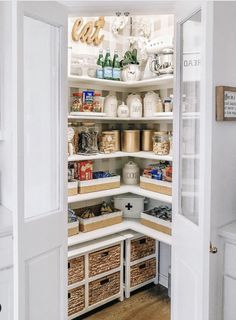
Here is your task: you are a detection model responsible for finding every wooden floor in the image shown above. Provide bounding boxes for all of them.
[79,284,170,320]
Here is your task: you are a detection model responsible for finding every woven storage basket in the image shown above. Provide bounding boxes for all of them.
[78,176,120,194]
[130,258,156,288]
[89,245,121,277]
[140,212,172,235]
[75,204,122,233]
[89,272,120,306]
[68,256,85,286]
[140,176,172,196]
[131,236,156,262]
[68,285,85,316]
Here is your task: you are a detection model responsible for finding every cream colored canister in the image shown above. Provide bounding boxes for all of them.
[142,130,153,151]
[121,130,140,152]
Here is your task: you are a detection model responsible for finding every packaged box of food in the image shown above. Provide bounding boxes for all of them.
[82,90,94,112]
[79,160,93,181]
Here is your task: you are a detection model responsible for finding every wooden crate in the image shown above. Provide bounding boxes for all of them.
[68,221,79,237]
[131,236,156,262]
[68,285,85,317]
[130,258,156,288]
[78,175,120,194]
[68,256,85,286]
[140,212,172,235]
[89,272,120,306]
[89,245,121,277]
[68,180,78,196]
[140,176,172,196]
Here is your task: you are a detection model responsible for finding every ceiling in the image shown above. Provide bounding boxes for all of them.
[60,1,176,16]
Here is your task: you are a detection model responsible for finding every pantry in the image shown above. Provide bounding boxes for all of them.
[2,2,236,320]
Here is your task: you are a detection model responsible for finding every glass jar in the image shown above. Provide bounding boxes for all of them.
[71,92,83,113]
[100,131,116,153]
[153,131,170,155]
[93,93,105,113]
[78,123,99,154]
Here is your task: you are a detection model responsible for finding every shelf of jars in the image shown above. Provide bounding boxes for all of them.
[68,184,172,204]
[68,152,173,162]
[68,75,174,92]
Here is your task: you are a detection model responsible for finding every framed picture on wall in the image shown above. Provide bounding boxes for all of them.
[216,86,236,121]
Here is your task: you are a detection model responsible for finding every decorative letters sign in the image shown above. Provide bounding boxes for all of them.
[71,16,105,46]
[216,86,236,121]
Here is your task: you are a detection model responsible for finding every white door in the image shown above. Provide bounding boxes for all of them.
[13,2,68,319]
[172,3,213,320]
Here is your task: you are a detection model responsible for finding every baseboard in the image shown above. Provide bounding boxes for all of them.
[159,273,168,288]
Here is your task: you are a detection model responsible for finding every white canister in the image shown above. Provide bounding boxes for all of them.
[127,93,142,109]
[104,92,118,117]
[117,102,129,118]
[144,91,159,117]
[130,97,142,118]
[122,161,140,185]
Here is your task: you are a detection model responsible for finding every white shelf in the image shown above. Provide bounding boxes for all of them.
[68,75,173,92]
[68,218,172,247]
[68,114,173,122]
[68,151,173,162]
[68,184,172,204]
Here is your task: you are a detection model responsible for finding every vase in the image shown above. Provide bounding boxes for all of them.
[121,64,141,82]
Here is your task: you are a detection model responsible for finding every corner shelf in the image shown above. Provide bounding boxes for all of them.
[68,114,173,122]
[68,184,172,204]
[68,75,173,92]
[68,152,173,162]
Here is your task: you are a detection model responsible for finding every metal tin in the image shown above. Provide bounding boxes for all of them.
[142,130,153,151]
[121,130,140,152]
[112,130,120,151]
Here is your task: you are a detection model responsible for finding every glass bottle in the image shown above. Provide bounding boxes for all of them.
[112,50,121,81]
[103,48,113,80]
[96,49,104,79]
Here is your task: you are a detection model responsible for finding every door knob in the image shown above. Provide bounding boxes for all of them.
[210,242,218,254]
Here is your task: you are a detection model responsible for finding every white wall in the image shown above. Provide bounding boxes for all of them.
[210,2,236,320]
[0,2,13,211]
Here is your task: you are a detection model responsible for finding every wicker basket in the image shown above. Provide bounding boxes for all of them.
[68,256,85,286]
[68,285,85,316]
[89,245,121,277]
[131,236,156,262]
[140,176,172,196]
[78,175,120,194]
[89,272,120,306]
[68,180,78,196]
[140,212,172,235]
[68,221,79,237]
[75,204,122,233]
[130,258,156,288]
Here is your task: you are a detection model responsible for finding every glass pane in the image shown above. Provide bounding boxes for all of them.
[24,16,60,219]
[180,11,201,224]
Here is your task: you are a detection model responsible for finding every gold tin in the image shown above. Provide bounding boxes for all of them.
[112,130,120,151]
[142,130,153,151]
[121,130,140,152]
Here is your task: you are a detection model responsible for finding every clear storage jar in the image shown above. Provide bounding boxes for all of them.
[153,131,170,155]
[78,123,99,154]
[99,131,116,153]
[71,92,83,113]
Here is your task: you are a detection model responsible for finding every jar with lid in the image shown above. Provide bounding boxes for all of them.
[104,92,118,117]
[117,102,129,118]
[153,131,170,155]
[164,97,172,112]
[71,92,83,113]
[78,123,99,154]
[130,97,142,118]
[156,98,163,113]
[93,93,105,113]
[122,161,140,185]
[127,93,142,109]
[100,131,116,153]
[144,91,159,117]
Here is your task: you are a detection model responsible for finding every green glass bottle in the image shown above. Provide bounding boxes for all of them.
[96,49,104,79]
[112,50,121,81]
[103,48,113,80]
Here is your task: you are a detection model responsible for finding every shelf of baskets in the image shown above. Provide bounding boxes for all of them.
[67,234,124,320]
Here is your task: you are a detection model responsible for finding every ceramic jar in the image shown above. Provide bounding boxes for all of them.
[127,93,142,109]
[122,161,140,185]
[144,91,159,117]
[121,64,141,82]
[104,92,118,117]
[130,97,142,118]
[117,102,129,118]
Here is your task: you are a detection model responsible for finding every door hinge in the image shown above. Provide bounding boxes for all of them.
[210,242,218,254]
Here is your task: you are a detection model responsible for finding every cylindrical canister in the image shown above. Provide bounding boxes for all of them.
[112,130,120,151]
[142,130,153,151]
[121,130,140,152]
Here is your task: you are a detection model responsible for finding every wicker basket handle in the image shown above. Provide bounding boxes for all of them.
[139,238,146,244]
[68,292,71,299]
[68,262,70,269]
[100,278,110,285]
[101,251,109,257]
[139,263,146,270]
